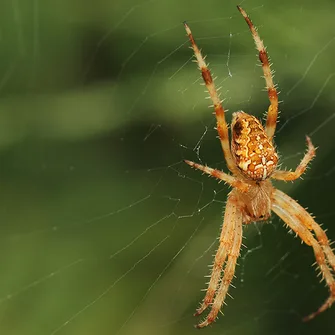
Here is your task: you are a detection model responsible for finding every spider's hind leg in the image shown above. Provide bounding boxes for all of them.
[237,6,279,140]
[184,22,240,175]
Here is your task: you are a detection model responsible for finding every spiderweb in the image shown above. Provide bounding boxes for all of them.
[0,1,335,334]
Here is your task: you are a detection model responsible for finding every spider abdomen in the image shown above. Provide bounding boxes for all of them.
[231,111,278,181]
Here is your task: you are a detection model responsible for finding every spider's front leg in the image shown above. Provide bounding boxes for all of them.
[272,189,335,320]
[195,194,243,328]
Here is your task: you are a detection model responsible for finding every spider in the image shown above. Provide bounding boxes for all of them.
[183,5,335,328]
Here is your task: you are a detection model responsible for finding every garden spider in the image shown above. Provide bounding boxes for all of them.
[184,6,335,328]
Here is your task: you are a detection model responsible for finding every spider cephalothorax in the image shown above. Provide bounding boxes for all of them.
[184,5,335,329]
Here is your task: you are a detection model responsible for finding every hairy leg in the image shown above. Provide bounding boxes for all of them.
[272,188,335,321]
[184,23,239,174]
[196,194,243,328]
[271,136,316,181]
[184,160,250,193]
[237,6,278,140]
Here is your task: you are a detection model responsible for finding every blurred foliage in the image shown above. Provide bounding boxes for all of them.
[0,0,334,334]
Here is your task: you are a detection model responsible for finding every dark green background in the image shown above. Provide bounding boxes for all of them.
[0,0,334,334]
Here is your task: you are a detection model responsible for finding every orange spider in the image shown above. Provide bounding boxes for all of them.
[184,6,335,328]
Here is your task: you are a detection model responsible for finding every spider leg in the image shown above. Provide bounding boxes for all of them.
[196,194,243,328]
[184,160,250,192]
[272,189,335,321]
[271,136,316,181]
[184,23,239,175]
[302,214,335,276]
[195,195,237,317]
[237,6,278,141]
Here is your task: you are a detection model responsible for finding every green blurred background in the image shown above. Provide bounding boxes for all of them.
[0,0,334,334]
